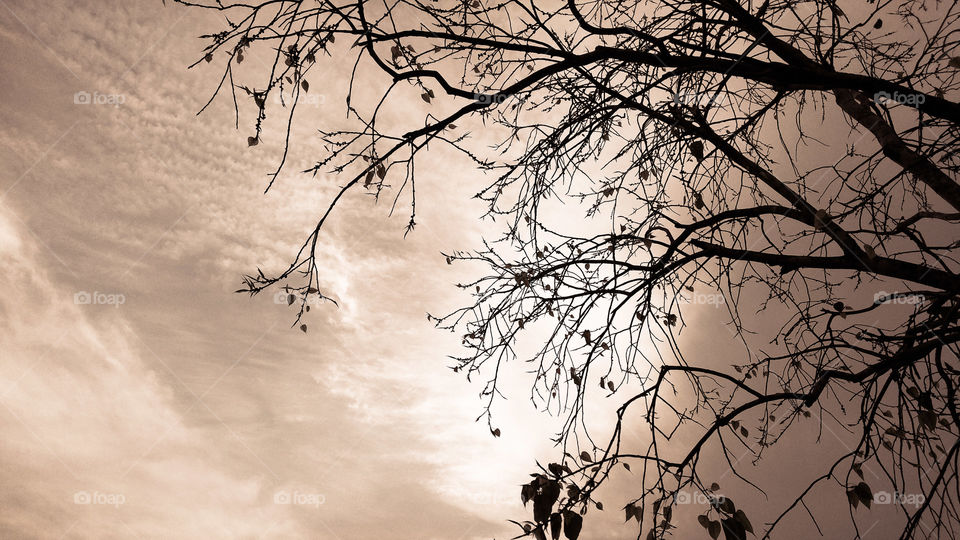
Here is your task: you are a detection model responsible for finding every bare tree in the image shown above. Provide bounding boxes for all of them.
[173,0,960,538]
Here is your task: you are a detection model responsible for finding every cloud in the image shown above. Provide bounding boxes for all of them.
[0,2,566,538]
[0,207,289,538]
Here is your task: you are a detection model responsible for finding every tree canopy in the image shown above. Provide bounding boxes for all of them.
[174,0,960,538]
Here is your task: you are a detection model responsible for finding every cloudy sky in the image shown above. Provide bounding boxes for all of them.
[0,1,928,539]
[0,1,560,537]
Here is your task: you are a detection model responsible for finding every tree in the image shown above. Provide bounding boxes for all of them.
[172,0,960,538]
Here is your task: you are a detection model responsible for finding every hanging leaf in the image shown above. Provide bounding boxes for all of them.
[690,140,705,161]
[247,136,259,147]
[301,80,309,92]
[733,510,754,534]
[709,520,722,539]
[721,516,747,540]
[917,391,934,411]
[550,513,562,540]
[534,481,561,523]
[287,294,295,306]
[853,482,873,508]
[919,410,938,431]
[562,510,583,540]
[873,18,882,29]
[720,498,736,514]
[521,483,536,506]
[625,503,637,522]
[580,451,593,463]
[299,324,307,333]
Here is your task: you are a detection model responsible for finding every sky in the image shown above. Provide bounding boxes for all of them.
[0,1,552,537]
[0,1,937,539]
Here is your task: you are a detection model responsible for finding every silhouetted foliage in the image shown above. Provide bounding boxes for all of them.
[175,0,960,538]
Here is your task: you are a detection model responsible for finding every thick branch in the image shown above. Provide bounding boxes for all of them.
[691,239,960,292]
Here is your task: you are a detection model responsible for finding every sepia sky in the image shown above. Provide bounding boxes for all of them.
[0,1,933,539]
[0,1,549,537]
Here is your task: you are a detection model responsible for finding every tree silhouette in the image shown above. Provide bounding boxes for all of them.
[174,0,960,538]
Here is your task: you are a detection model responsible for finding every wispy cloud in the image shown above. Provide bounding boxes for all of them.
[0,1,535,538]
